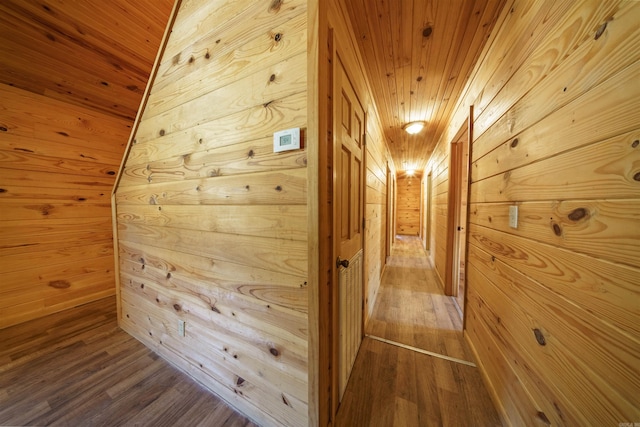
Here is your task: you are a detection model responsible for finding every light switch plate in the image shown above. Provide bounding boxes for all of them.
[273,128,301,153]
[509,205,518,229]
[178,320,185,337]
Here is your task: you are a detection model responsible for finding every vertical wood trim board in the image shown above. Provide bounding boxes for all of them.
[306,0,323,424]
[425,1,640,425]
[113,1,310,425]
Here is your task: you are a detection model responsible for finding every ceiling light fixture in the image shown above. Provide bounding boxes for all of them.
[403,121,425,135]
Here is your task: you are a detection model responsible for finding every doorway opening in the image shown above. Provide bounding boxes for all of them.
[444,110,473,319]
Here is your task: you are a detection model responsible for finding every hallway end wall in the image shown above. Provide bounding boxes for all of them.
[396,174,422,236]
[424,0,640,425]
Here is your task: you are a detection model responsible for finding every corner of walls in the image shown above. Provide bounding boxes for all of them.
[112,0,182,328]
[0,84,121,329]
[112,1,310,425]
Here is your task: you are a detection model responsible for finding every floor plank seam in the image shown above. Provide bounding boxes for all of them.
[365,334,477,367]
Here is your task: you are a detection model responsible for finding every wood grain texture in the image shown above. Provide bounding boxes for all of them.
[0,0,173,328]
[113,1,309,425]
[340,0,506,173]
[0,88,120,328]
[466,244,639,425]
[424,1,640,425]
[0,297,256,427]
[0,0,174,120]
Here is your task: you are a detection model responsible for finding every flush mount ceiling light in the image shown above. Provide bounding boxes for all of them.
[403,121,425,135]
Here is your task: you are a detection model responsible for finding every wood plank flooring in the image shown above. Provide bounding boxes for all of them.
[0,297,256,427]
[336,235,501,426]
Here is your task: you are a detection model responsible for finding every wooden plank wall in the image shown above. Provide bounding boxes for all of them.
[423,0,640,425]
[364,108,392,322]
[396,175,421,236]
[0,85,126,328]
[0,0,172,329]
[114,1,310,425]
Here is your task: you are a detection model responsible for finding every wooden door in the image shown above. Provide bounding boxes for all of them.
[334,55,364,402]
[445,113,472,319]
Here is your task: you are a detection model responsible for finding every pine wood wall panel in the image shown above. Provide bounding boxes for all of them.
[114,1,309,425]
[396,175,421,236]
[0,0,173,120]
[0,0,174,328]
[364,110,391,322]
[0,87,122,328]
[425,0,640,424]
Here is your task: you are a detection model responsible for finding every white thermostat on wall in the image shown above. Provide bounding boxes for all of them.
[273,127,301,153]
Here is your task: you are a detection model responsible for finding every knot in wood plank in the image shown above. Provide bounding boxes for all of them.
[594,21,608,40]
[533,328,546,346]
[49,280,71,289]
[281,394,290,406]
[567,208,587,222]
[537,411,551,425]
[269,0,283,13]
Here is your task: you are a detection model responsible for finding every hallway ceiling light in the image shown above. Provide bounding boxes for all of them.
[403,121,425,135]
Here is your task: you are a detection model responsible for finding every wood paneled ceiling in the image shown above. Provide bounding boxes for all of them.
[0,0,506,173]
[343,0,507,172]
[0,0,174,121]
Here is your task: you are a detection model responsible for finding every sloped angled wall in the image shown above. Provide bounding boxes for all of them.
[114,1,309,425]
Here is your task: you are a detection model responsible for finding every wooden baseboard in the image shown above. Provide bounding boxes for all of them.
[464,332,509,427]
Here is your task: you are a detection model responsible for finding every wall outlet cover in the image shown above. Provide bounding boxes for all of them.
[509,205,518,229]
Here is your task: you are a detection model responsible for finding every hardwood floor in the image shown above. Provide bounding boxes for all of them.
[1,236,500,426]
[0,297,255,427]
[336,235,501,426]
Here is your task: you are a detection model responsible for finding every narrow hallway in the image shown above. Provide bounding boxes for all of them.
[336,236,501,426]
